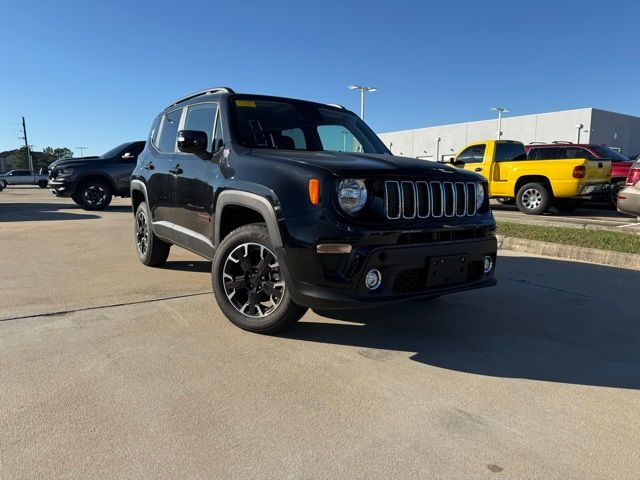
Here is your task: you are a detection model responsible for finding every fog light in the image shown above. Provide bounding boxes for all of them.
[483,256,494,274]
[365,269,382,290]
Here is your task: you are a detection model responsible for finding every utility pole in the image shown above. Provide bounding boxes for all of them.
[435,137,441,163]
[21,116,33,171]
[76,146,88,157]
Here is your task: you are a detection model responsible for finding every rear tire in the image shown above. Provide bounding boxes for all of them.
[38,179,48,188]
[78,179,112,210]
[0,180,5,191]
[212,223,307,334]
[134,202,170,266]
[516,182,551,215]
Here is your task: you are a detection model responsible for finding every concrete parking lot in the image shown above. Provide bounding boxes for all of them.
[1,187,639,479]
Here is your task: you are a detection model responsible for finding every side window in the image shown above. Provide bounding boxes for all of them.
[457,145,486,163]
[533,147,562,160]
[157,109,182,153]
[184,103,217,151]
[213,108,223,150]
[317,125,363,153]
[565,147,595,160]
[495,143,526,162]
[281,128,306,150]
[149,116,160,146]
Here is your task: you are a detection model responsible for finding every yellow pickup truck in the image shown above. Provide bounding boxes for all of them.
[451,140,611,214]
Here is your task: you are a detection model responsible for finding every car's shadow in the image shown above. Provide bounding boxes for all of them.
[0,202,101,221]
[283,255,640,390]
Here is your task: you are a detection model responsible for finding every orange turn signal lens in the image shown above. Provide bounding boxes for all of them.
[308,178,320,205]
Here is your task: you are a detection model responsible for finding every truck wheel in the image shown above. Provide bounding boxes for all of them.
[0,180,5,191]
[78,180,112,210]
[134,202,170,266]
[608,180,625,209]
[71,193,82,206]
[212,223,307,334]
[516,182,551,215]
[38,179,48,188]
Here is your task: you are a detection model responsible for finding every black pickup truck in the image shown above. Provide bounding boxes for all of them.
[49,141,145,209]
[131,88,497,333]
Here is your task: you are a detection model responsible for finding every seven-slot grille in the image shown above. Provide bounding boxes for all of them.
[385,181,478,219]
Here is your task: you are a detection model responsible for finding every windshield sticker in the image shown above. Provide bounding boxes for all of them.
[235,100,256,108]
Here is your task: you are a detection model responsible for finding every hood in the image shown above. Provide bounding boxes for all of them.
[249,149,484,181]
[49,156,101,168]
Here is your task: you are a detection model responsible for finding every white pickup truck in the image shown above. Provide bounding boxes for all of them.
[0,169,49,189]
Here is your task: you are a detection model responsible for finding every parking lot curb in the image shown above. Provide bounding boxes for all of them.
[497,235,640,271]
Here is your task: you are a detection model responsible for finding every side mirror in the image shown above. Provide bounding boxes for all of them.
[450,158,464,167]
[177,130,212,160]
[121,152,136,161]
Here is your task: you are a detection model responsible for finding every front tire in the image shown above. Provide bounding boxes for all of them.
[212,223,307,334]
[71,193,82,206]
[134,202,170,266]
[78,180,112,210]
[516,182,551,215]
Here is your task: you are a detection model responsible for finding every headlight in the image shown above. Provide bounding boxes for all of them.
[57,167,74,176]
[337,179,367,213]
[476,182,486,210]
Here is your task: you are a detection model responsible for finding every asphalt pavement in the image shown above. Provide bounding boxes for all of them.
[1,187,639,479]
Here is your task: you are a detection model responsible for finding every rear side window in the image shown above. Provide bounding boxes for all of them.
[591,145,629,162]
[184,103,218,151]
[457,145,486,163]
[529,147,562,160]
[564,147,595,160]
[495,143,526,161]
[156,109,183,153]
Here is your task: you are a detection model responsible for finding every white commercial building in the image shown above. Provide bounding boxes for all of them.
[378,108,640,161]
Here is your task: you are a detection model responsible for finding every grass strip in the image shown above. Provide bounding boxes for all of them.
[496,221,640,255]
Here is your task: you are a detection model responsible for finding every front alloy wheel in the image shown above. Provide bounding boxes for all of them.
[222,243,285,318]
[79,180,112,210]
[212,223,307,334]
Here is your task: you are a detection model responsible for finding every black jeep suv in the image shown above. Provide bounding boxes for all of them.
[49,141,145,210]
[132,87,497,333]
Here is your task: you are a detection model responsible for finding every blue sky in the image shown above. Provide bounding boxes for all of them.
[1,0,638,156]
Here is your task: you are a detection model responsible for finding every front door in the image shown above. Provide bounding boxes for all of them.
[170,102,219,256]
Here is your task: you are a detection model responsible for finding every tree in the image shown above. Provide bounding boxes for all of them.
[11,146,74,171]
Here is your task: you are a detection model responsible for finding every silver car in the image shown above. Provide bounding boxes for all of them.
[0,170,49,188]
[617,161,640,219]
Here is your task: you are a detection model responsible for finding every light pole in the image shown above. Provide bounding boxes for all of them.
[490,107,510,139]
[575,123,584,144]
[435,137,441,163]
[348,85,377,120]
[76,146,88,157]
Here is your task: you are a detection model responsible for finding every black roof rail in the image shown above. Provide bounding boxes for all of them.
[528,141,546,145]
[551,141,573,144]
[327,103,346,109]
[168,87,235,108]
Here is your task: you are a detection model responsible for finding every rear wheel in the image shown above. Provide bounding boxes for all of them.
[38,179,48,188]
[0,180,6,191]
[516,182,551,215]
[212,223,307,334]
[134,202,170,266]
[78,180,112,210]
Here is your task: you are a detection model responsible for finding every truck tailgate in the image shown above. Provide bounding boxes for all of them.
[585,159,611,181]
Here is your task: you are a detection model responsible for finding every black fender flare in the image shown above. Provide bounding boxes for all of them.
[214,190,283,247]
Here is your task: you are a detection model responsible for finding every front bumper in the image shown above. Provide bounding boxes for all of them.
[48,179,76,197]
[277,236,497,310]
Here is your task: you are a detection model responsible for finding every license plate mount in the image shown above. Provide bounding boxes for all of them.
[426,254,468,287]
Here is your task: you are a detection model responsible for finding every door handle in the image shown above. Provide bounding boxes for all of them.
[475,167,483,172]
[143,162,154,170]
[169,165,183,175]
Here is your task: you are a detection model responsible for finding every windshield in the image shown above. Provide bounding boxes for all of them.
[100,143,131,159]
[230,97,390,155]
[591,146,629,162]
